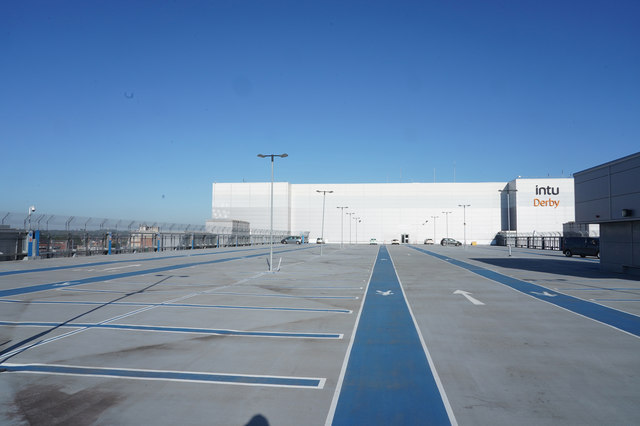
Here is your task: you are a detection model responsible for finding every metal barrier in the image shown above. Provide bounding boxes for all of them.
[0,212,291,261]
[495,231,563,251]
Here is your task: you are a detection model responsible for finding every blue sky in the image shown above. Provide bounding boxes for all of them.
[2,0,638,225]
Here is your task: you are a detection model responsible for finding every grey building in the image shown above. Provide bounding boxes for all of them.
[574,152,640,275]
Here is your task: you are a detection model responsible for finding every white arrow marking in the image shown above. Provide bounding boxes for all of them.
[531,291,557,297]
[376,290,393,296]
[54,282,71,287]
[453,290,485,305]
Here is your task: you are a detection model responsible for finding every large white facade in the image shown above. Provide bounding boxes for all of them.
[512,178,575,234]
[212,178,575,245]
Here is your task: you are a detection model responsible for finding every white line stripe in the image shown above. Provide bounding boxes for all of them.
[102,264,141,271]
[1,363,326,389]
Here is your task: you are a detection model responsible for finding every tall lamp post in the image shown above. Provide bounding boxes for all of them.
[347,212,354,244]
[458,204,471,247]
[431,215,439,242]
[316,190,333,255]
[336,206,348,248]
[442,211,452,238]
[257,153,288,272]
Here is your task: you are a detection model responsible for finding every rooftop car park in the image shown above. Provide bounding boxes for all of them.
[1,243,638,425]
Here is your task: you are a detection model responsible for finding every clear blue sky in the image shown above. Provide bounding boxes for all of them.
[2,0,638,225]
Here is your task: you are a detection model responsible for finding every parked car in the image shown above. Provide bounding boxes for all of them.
[369,238,377,245]
[281,236,302,244]
[424,238,434,245]
[316,237,325,244]
[391,239,400,245]
[441,238,462,246]
[563,237,599,258]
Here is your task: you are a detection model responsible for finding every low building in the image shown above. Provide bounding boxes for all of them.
[206,219,251,246]
[574,152,640,275]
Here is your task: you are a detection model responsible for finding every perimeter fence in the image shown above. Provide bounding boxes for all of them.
[496,230,598,252]
[0,212,289,261]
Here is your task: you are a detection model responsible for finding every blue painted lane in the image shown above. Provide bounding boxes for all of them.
[0,246,313,298]
[1,363,324,388]
[0,321,342,339]
[0,246,271,277]
[410,246,640,338]
[332,246,452,425]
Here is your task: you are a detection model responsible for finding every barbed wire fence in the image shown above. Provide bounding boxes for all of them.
[0,211,290,261]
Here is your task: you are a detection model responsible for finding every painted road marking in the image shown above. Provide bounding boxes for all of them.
[102,264,141,271]
[0,246,276,277]
[208,291,358,300]
[328,246,456,425]
[0,299,352,314]
[410,246,640,338]
[0,246,314,298]
[453,289,485,305]
[554,288,640,292]
[591,299,640,302]
[0,363,326,389]
[0,321,342,339]
[531,291,557,297]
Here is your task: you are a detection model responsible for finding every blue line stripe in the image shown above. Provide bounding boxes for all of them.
[0,299,351,314]
[0,246,313,298]
[410,246,640,337]
[1,364,323,388]
[0,246,272,277]
[0,321,341,339]
[333,246,451,425]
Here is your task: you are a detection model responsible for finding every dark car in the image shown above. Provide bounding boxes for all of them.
[441,238,462,246]
[563,237,599,258]
[281,236,302,244]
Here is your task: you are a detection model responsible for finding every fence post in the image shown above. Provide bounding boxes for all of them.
[27,231,33,258]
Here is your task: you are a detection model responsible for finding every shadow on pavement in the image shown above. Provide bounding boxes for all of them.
[471,257,640,281]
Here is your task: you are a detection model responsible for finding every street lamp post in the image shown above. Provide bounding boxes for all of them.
[442,211,452,238]
[347,212,354,244]
[336,206,348,248]
[316,190,333,255]
[257,153,288,272]
[458,204,471,247]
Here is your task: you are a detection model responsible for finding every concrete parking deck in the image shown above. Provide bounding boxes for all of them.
[1,244,638,425]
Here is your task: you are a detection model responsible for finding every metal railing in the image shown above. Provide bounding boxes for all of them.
[495,231,563,251]
[0,212,292,261]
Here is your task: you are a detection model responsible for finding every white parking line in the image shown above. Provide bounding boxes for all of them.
[102,264,141,271]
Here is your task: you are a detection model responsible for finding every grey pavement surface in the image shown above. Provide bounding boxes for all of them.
[0,244,638,425]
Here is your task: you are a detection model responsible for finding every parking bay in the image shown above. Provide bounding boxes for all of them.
[1,244,638,425]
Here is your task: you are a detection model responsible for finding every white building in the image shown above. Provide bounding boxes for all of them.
[212,178,575,245]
